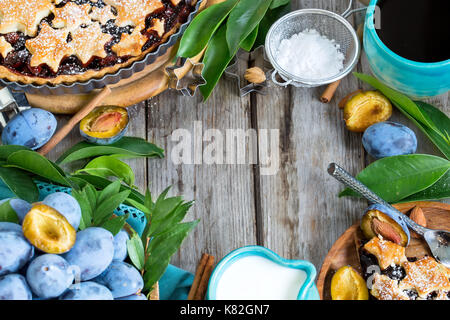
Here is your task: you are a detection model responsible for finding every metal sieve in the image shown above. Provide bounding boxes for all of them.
[265,2,364,88]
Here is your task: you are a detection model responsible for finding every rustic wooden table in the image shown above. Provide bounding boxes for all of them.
[48,0,449,274]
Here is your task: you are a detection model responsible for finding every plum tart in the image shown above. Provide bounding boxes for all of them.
[0,0,197,85]
[359,237,450,300]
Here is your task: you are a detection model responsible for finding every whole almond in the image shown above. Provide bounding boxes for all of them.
[244,67,266,84]
[410,206,427,227]
[410,207,427,239]
[371,218,403,245]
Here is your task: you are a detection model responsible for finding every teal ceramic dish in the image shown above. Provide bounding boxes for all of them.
[364,0,450,98]
[206,246,320,300]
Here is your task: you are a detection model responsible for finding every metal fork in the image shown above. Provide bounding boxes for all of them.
[327,163,450,268]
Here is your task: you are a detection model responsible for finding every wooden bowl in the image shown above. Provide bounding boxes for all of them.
[317,201,450,300]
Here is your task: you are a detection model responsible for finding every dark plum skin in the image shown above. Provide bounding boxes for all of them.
[94,261,143,298]
[113,229,129,261]
[42,192,82,230]
[0,198,32,222]
[116,293,147,300]
[26,254,74,299]
[0,230,34,276]
[0,274,32,300]
[59,282,113,300]
[63,227,114,281]
[362,121,417,159]
[1,108,57,150]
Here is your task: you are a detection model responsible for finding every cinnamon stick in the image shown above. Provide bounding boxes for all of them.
[320,80,341,103]
[188,253,215,300]
[38,86,111,156]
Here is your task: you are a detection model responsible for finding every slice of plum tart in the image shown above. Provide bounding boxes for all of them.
[358,236,450,300]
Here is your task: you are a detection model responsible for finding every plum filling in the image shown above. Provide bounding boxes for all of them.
[0,0,195,79]
[359,250,407,281]
[359,249,449,300]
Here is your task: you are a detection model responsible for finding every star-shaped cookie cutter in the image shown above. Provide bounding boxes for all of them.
[224,46,273,97]
[165,57,206,97]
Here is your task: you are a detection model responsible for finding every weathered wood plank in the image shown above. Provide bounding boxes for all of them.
[146,79,258,273]
[254,0,368,269]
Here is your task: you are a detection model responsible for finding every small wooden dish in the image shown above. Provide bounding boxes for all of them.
[317,201,450,300]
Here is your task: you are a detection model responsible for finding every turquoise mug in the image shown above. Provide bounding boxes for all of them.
[364,0,450,98]
[206,246,320,300]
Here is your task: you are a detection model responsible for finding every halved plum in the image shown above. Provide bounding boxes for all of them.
[80,106,129,145]
[22,204,76,254]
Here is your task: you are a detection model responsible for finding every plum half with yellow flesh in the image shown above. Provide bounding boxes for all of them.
[343,91,392,132]
[80,106,129,145]
[361,204,410,247]
[22,204,76,254]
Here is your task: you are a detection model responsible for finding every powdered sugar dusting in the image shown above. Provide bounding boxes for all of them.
[365,237,450,300]
[276,29,345,80]
[104,0,164,27]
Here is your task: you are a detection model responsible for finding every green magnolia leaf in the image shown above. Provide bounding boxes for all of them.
[401,171,450,202]
[143,220,199,290]
[57,137,164,165]
[124,198,151,215]
[127,231,145,271]
[70,174,145,205]
[177,0,239,58]
[71,180,130,228]
[101,214,129,236]
[414,101,450,157]
[354,73,450,159]
[339,154,450,203]
[254,1,291,48]
[270,0,290,9]
[78,156,135,186]
[240,25,259,51]
[94,190,130,226]
[149,198,194,237]
[0,167,39,203]
[0,200,19,223]
[200,23,236,100]
[71,184,95,230]
[0,145,29,161]
[6,150,71,186]
[226,0,272,53]
[144,189,153,213]
[97,179,122,204]
[354,73,436,129]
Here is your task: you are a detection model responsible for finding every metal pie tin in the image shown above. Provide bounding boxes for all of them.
[0,0,203,95]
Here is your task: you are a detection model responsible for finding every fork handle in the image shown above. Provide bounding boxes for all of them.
[327,163,429,236]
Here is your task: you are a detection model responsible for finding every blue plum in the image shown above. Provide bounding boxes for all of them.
[362,121,417,159]
[0,230,34,276]
[42,192,81,230]
[0,221,22,233]
[0,198,32,222]
[63,227,114,281]
[26,254,74,298]
[113,229,129,261]
[59,282,113,300]
[94,261,143,298]
[2,108,57,150]
[116,293,147,300]
[0,274,32,300]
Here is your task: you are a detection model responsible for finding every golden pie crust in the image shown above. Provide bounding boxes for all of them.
[363,237,450,300]
[0,0,196,86]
